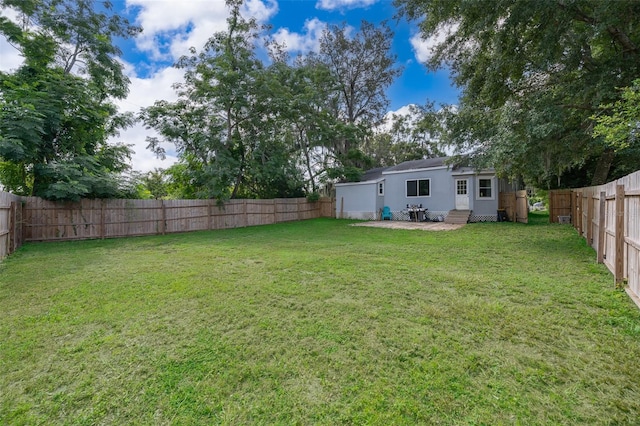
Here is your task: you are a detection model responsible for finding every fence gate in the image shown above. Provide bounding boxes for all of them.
[515,190,528,223]
[499,191,528,223]
[548,190,573,223]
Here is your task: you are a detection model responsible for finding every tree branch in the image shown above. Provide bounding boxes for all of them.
[559,1,639,55]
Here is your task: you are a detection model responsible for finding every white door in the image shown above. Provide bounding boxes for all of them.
[455,179,469,210]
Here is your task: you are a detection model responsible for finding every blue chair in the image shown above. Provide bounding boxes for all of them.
[381,206,392,220]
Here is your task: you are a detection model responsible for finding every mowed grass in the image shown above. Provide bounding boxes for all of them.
[2,214,640,424]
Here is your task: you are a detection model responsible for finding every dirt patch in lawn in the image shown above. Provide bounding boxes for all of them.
[351,221,464,231]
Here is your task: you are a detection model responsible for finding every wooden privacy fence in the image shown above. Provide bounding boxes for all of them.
[498,190,529,223]
[548,189,573,223]
[549,170,640,303]
[0,195,335,256]
[0,191,23,259]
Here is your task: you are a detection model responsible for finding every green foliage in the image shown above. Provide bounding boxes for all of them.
[396,0,640,188]
[593,79,640,151]
[305,191,320,202]
[142,7,402,197]
[0,0,140,200]
[141,168,169,200]
[313,20,402,126]
[364,104,446,168]
[141,3,305,201]
[305,20,402,180]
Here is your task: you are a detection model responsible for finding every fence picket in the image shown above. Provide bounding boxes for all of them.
[549,170,640,303]
[0,197,333,249]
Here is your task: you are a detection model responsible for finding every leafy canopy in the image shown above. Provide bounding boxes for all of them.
[0,0,141,200]
[143,1,404,198]
[396,0,640,188]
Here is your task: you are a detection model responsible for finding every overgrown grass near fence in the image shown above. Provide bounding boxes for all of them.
[2,214,640,424]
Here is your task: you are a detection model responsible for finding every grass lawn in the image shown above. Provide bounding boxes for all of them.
[2,213,640,424]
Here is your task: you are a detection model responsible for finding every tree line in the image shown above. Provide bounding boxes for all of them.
[1,0,638,201]
[396,0,640,189]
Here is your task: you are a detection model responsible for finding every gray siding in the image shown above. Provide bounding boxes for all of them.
[383,166,455,214]
[336,165,500,222]
[469,175,499,219]
[335,181,377,219]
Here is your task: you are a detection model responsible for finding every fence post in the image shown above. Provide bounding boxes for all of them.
[8,201,16,255]
[597,191,606,263]
[160,200,166,235]
[615,184,625,287]
[272,199,277,224]
[576,192,582,235]
[21,200,27,242]
[208,199,214,230]
[243,199,248,227]
[587,193,595,247]
[571,191,576,230]
[99,199,105,239]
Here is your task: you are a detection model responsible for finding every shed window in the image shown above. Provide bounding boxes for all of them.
[378,182,384,196]
[406,179,430,197]
[478,178,493,199]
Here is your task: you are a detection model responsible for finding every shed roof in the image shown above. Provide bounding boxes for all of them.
[359,166,388,182]
[353,157,452,183]
[384,156,449,173]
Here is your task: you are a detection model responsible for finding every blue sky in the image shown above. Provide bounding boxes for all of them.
[0,0,459,172]
[249,0,459,111]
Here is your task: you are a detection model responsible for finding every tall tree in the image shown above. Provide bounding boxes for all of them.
[396,0,640,188]
[364,104,445,168]
[306,20,403,180]
[142,1,304,200]
[0,0,141,200]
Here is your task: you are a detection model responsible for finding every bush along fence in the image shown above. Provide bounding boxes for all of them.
[549,169,640,305]
[0,196,336,258]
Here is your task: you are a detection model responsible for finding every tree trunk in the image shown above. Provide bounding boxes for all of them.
[590,149,615,186]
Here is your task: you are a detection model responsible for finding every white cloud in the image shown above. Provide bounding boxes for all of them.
[118,63,183,112]
[410,22,459,63]
[316,0,377,11]
[272,18,326,54]
[377,104,416,133]
[118,0,278,173]
[115,122,180,174]
[0,37,23,72]
[128,0,277,62]
[1,1,280,173]
[111,64,185,173]
[127,0,229,61]
[0,7,24,71]
[243,0,278,22]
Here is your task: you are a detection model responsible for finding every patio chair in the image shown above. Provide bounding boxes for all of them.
[382,206,392,220]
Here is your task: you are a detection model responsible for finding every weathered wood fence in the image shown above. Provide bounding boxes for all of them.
[0,195,335,258]
[549,170,640,303]
[0,191,24,259]
[499,190,529,223]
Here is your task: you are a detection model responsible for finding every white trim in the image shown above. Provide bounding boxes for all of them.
[405,178,431,197]
[452,169,495,176]
[455,178,470,210]
[377,181,384,196]
[476,176,495,200]
[382,165,450,175]
[335,180,379,187]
